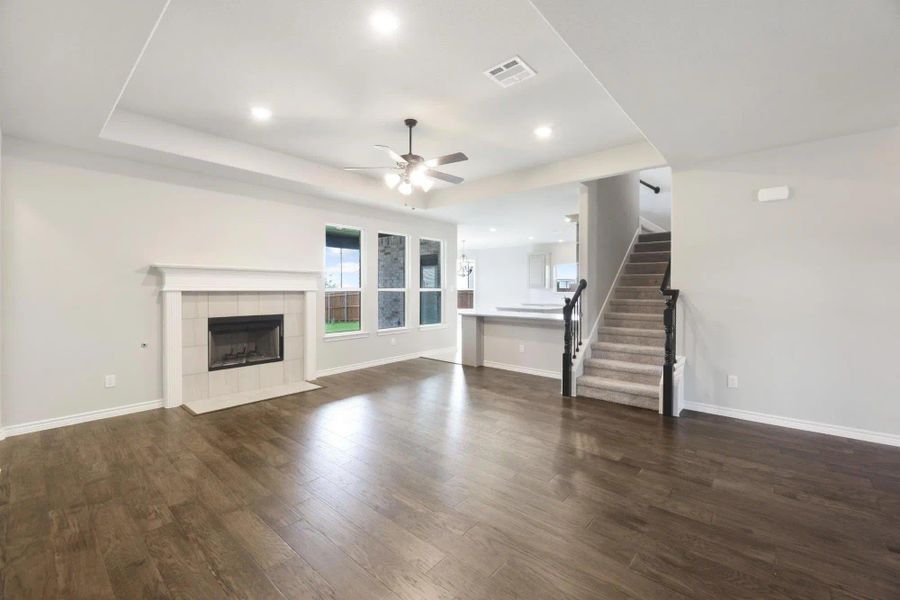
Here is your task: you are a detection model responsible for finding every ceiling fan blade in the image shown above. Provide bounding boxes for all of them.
[425,169,464,184]
[374,144,407,163]
[343,166,395,171]
[425,152,468,167]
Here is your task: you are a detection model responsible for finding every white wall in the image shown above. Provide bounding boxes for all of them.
[640,166,671,230]
[1,140,456,428]
[469,242,576,310]
[0,125,3,436]
[674,126,900,441]
[579,173,640,329]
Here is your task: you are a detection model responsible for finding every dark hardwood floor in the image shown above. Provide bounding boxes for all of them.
[1,359,899,599]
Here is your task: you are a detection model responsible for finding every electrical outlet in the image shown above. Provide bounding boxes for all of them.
[518,344,525,353]
[390,337,397,346]
[727,375,739,389]
[105,374,116,388]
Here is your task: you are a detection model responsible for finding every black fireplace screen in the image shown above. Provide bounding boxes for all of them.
[208,314,283,371]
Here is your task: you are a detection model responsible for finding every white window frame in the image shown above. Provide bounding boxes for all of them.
[376,231,409,333]
[324,224,366,339]
[418,237,444,328]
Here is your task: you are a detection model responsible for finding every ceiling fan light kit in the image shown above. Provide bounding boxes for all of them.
[344,118,468,196]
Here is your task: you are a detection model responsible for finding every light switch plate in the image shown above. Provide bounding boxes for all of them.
[105,374,116,388]
[727,375,739,389]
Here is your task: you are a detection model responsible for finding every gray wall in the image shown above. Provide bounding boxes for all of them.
[673,126,900,438]
[1,140,456,427]
[579,173,640,329]
[482,318,564,377]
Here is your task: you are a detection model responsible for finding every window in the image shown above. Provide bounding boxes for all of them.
[377,232,407,330]
[325,225,362,334]
[419,238,443,326]
[554,263,578,292]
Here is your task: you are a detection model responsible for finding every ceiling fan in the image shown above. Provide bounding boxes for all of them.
[344,118,468,195]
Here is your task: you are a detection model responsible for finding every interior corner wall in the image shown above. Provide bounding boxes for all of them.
[0,139,456,429]
[579,172,640,329]
[673,125,900,439]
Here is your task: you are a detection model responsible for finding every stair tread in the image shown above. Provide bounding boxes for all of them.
[584,358,663,374]
[625,267,667,274]
[599,326,664,337]
[610,298,665,304]
[592,341,665,355]
[617,285,663,290]
[577,376,658,397]
[606,312,663,320]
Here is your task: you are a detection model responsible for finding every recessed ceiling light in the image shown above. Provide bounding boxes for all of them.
[370,9,399,34]
[489,227,497,232]
[528,236,535,241]
[250,106,272,121]
[534,125,553,140]
[558,239,564,243]
[563,216,572,223]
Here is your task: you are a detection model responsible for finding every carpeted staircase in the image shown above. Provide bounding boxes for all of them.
[577,231,670,410]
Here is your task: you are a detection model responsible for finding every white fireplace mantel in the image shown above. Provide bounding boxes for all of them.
[154,263,320,293]
[152,264,321,409]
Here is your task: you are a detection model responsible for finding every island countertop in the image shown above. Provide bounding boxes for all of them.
[458,308,564,322]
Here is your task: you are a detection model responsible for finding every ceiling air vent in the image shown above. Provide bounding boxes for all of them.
[484,56,536,88]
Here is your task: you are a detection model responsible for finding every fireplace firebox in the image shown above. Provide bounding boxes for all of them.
[208,314,283,371]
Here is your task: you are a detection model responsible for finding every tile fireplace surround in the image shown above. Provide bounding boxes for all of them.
[154,265,319,414]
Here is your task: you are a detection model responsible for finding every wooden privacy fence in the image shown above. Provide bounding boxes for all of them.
[457,290,474,309]
[325,291,361,323]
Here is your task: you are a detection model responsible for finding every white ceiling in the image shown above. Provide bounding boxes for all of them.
[117,0,644,183]
[428,183,579,249]
[532,0,900,166]
[2,0,897,216]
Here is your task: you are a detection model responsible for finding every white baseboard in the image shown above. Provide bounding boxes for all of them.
[683,401,900,447]
[482,361,560,380]
[314,346,458,378]
[1,398,164,439]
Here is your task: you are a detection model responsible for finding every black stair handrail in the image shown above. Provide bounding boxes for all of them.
[640,179,661,194]
[660,262,679,416]
[562,279,587,397]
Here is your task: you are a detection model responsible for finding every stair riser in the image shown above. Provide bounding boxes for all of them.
[638,232,671,243]
[583,367,660,386]
[630,251,671,263]
[577,386,658,410]
[634,241,671,253]
[605,316,663,329]
[624,262,667,274]
[619,274,664,286]
[593,349,662,365]
[610,301,664,314]
[615,288,664,300]
[600,333,665,346]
